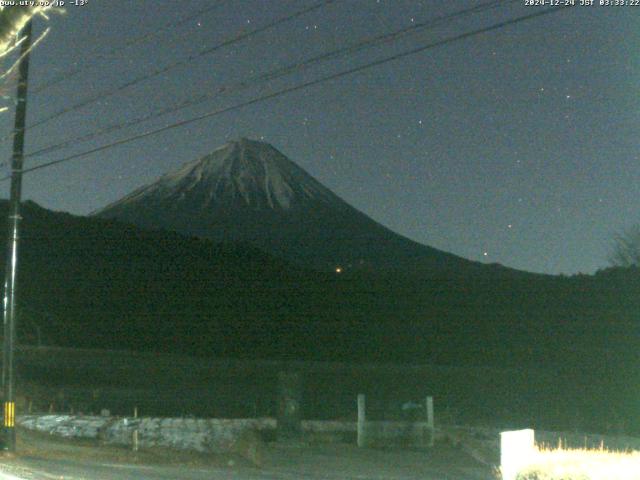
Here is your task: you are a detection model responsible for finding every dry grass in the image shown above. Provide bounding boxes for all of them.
[515,444,640,480]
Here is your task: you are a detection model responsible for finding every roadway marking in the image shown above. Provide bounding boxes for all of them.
[0,464,82,480]
[98,463,154,470]
[0,471,26,480]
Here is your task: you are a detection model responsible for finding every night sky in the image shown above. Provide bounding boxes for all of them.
[0,0,638,275]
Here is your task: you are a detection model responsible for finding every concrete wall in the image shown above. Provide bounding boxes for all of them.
[18,415,276,453]
[17,414,434,452]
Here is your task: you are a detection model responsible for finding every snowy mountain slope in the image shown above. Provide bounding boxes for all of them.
[104,138,343,213]
[94,138,477,273]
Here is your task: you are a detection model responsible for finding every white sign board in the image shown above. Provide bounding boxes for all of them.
[500,429,535,480]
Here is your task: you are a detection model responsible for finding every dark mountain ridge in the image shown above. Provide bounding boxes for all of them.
[0,200,635,430]
[0,200,633,368]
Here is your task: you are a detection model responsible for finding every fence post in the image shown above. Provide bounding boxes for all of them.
[133,406,139,452]
[425,396,434,447]
[357,393,366,448]
[277,371,302,442]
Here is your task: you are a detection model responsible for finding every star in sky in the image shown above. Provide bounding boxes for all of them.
[4,0,635,275]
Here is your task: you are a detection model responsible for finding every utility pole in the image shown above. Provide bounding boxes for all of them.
[2,19,33,452]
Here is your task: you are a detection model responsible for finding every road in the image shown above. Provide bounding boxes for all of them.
[0,444,494,480]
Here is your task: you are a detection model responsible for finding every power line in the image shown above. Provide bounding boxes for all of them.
[25,0,511,160]
[2,5,571,182]
[14,5,571,178]
[31,1,229,94]
[24,0,335,132]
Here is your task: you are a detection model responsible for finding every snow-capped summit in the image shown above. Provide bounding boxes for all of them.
[103,138,342,214]
[95,139,472,272]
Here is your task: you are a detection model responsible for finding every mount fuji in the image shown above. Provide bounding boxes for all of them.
[94,138,478,273]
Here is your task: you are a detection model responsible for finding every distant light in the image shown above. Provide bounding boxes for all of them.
[335,267,342,273]
[483,252,488,257]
